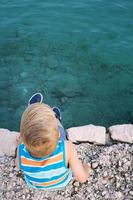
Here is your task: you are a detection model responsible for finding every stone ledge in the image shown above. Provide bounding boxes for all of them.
[0,124,133,157]
[67,124,133,145]
[109,124,133,144]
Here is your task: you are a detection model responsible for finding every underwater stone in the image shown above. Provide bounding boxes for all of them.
[20,72,28,79]
[10,82,38,105]
[12,105,26,130]
[48,74,81,97]
[47,55,58,69]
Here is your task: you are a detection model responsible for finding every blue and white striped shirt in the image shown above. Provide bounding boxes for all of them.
[18,140,72,190]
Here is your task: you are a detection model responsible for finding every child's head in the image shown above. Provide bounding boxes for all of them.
[20,103,59,157]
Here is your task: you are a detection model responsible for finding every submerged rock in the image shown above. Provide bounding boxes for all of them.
[48,74,82,98]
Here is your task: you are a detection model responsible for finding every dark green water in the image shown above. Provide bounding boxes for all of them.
[0,0,133,131]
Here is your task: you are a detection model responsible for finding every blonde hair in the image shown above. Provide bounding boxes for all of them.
[20,103,59,157]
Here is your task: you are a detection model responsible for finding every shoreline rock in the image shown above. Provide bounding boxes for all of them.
[67,124,106,145]
[67,124,133,145]
[109,124,133,144]
[0,123,133,157]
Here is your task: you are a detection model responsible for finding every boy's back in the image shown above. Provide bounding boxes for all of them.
[18,139,72,190]
[16,103,91,190]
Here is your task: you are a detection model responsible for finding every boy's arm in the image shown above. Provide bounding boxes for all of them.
[15,147,20,170]
[66,141,91,183]
[15,134,22,169]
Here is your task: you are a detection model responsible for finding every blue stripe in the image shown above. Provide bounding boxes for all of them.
[30,171,71,189]
[18,145,22,170]
[21,161,65,172]
[62,140,67,168]
[24,171,67,183]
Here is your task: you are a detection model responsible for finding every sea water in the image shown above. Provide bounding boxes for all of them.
[0,0,133,131]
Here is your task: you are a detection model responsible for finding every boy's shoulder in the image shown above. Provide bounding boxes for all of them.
[64,140,73,147]
[64,141,75,163]
[64,140,74,149]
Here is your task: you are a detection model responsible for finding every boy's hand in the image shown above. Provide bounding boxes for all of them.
[83,163,92,175]
[67,141,92,183]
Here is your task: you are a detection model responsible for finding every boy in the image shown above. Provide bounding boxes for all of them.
[15,93,91,190]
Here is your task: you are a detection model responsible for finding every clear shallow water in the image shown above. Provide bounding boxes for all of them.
[0,0,133,131]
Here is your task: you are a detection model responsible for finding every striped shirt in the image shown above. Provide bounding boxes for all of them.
[18,140,72,190]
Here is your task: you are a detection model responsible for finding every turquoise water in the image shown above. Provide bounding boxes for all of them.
[0,0,133,131]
